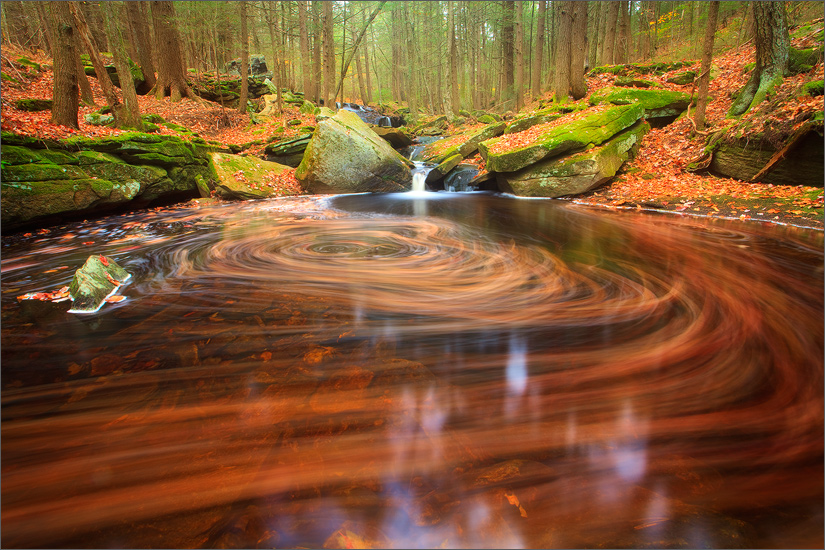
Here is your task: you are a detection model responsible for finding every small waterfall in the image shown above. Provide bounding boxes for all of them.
[411,162,432,193]
[378,116,392,127]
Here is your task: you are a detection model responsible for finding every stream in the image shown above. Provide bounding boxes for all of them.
[1,193,822,548]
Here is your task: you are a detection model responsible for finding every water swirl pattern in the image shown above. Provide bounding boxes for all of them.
[1,193,822,548]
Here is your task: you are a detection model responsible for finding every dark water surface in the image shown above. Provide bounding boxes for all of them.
[2,193,823,549]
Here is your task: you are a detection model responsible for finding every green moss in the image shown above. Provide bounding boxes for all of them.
[666,71,696,85]
[477,114,497,124]
[14,99,52,112]
[2,72,21,84]
[802,80,824,96]
[2,163,87,182]
[788,47,823,75]
[142,114,166,124]
[16,57,41,71]
[481,104,644,173]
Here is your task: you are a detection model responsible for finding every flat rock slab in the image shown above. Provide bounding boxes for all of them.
[209,152,297,199]
[497,121,650,197]
[68,255,131,314]
[589,87,691,119]
[480,104,644,173]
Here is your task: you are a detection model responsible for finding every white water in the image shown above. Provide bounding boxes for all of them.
[412,171,427,192]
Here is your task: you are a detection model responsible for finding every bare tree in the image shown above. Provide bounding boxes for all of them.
[101,0,144,129]
[553,1,573,103]
[694,1,720,130]
[149,0,193,101]
[238,0,249,114]
[531,0,546,98]
[514,0,524,111]
[729,1,789,116]
[570,1,588,99]
[49,1,79,129]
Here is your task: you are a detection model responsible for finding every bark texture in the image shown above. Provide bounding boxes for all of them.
[49,1,79,129]
[149,1,192,101]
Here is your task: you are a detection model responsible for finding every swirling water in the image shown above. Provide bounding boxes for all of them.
[1,193,822,549]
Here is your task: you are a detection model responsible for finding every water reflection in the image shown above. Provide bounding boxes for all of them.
[1,194,822,548]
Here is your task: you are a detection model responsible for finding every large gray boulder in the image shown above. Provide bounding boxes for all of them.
[295,110,413,193]
[497,122,650,197]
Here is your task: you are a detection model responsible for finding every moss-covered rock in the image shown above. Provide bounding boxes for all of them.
[708,129,824,187]
[802,79,824,96]
[209,152,298,199]
[84,113,115,126]
[477,114,497,124]
[497,121,650,197]
[614,77,659,88]
[504,105,585,134]
[296,109,413,193]
[588,87,691,119]
[666,71,696,85]
[425,153,463,184]
[1,133,212,230]
[68,255,130,314]
[372,126,414,148]
[14,98,52,112]
[480,104,644,173]
[422,122,507,165]
[788,47,823,75]
[299,100,316,114]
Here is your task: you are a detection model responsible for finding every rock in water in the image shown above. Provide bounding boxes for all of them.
[295,110,413,193]
[68,255,130,314]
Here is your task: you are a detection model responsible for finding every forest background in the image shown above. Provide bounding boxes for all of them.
[1,1,823,227]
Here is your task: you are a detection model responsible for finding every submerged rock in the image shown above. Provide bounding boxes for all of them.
[68,255,130,314]
[497,121,649,197]
[480,104,644,173]
[295,110,413,193]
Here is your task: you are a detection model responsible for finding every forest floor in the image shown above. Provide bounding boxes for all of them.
[1,36,822,230]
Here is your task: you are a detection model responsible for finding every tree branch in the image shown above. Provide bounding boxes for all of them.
[333,1,387,104]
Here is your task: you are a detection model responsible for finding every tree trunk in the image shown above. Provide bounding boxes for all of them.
[448,0,460,114]
[34,2,53,55]
[322,0,334,107]
[514,0,524,111]
[149,1,192,101]
[729,1,789,116]
[238,1,249,114]
[69,1,118,108]
[501,1,515,107]
[616,0,629,63]
[570,1,588,99]
[312,1,322,103]
[363,7,373,105]
[125,0,156,89]
[603,1,619,65]
[553,1,573,103]
[531,0,546,99]
[587,0,599,68]
[694,1,719,130]
[102,1,143,129]
[297,0,312,99]
[597,1,609,64]
[49,1,79,129]
[264,2,283,113]
[74,33,96,106]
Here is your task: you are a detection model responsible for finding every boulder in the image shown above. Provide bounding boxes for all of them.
[295,110,413,193]
[504,106,583,134]
[14,98,52,111]
[614,76,659,88]
[0,132,221,230]
[423,121,507,164]
[480,103,644,173]
[371,126,414,148]
[666,70,697,85]
[589,86,691,120]
[425,153,463,183]
[68,255,131,314]
[496,122,649,197]
[708,128,824,187]
[264,134,312,167]
[208,152,299,199]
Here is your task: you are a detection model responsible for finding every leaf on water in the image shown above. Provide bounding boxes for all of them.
[104,295,126,303]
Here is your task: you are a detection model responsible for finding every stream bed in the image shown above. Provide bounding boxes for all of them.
[2,193,823,548]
